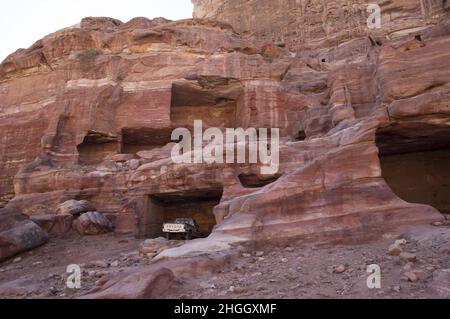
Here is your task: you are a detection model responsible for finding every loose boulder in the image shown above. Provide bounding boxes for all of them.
[73,211,113,235]
[139,237,173,257]
[0,208,49,262]
[57,200,96,216]
[31,214,73,236]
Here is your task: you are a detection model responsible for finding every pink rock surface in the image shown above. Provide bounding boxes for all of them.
[0,4,448,259]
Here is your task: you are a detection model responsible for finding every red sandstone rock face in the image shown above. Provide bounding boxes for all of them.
[193,0,450,52]
[0,2,449,265]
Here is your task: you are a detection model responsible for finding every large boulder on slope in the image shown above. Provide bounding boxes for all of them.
[73,211,113,236]
[0,208,49,262]
[57,200,96,216]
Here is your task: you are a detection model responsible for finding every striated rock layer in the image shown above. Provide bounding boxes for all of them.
[0,1,449,259]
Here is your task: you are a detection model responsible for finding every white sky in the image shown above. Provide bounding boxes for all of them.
[0,0,194,61]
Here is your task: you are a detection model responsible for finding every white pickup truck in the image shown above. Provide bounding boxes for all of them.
[163,218,202,240]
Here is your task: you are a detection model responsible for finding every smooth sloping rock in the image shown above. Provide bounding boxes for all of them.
[72,211,113,235]
[0,208,49,261]
[83,266,174,299]
[138,237,184,257]
[136,143,176,162]
[139,237,171,256]
[104,154,135,163]
[431,269,450,297]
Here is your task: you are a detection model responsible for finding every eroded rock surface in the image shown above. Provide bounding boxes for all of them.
[0,2,448,300]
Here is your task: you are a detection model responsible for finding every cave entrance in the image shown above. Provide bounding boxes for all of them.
[376,123,450,216]
[239,173,282,188]
[170,77,243,129]
[121,128,173,155]
[145,189,223,239]
[77,131,119,165]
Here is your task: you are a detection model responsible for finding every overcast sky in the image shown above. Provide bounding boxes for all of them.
[0,0,194,61]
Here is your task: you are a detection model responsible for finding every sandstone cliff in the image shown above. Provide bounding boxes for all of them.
[0,1,449,255]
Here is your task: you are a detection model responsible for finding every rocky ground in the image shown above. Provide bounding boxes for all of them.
[0,223,448,299]
[163,224,450,299]
[0,233,142,298]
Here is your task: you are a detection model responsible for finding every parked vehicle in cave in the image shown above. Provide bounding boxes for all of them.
[163,218,202,240]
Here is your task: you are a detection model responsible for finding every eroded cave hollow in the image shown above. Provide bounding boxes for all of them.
[377,123,450,215]
[121,128,173,155]
[77,131,119,165]
[170,77,243,129]
[145,189,223,239]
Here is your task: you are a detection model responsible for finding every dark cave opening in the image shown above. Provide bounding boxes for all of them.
[376,123,450,215]
[121,127,173,155]
[77,131,119,165]
[294,130,307,141]
[170,79,242,129]
[239,173,282,188]
[145,189,223,239]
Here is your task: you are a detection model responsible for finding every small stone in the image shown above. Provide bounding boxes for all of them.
[110,260,120,267]
[426,266,435,271]
[414,270,429,281]
[403,263,414,272]
[92,260,109,268]
[400,252,417,262]
[255,251,265,257]
[228,286,243,293]
[418,238,431,248]
[257,257,265,262]
[432,221,444,226]
[403,272,418,282]
[94,271,109,278]
[200,282,212,289]
[334,265,346,274]
[125,252,141,262]
[395,239,407,246]
[285,247,294,252]
[13,257,22,263]
[281,258,289,263]
[392,286,401,293]
[430,259,441,266]
[388,244,403,256]
[242,253,251,258]
[127,159,140,170]
[47,273,59,280]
